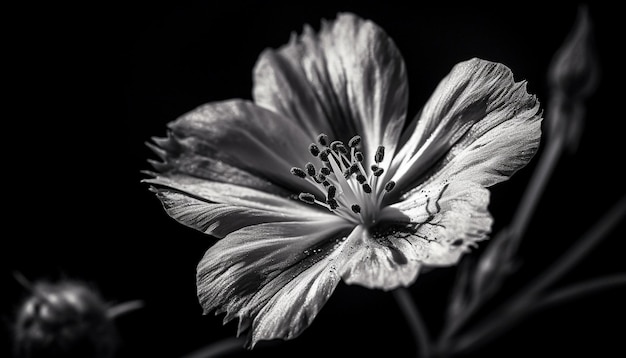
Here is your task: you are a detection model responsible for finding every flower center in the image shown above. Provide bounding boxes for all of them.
[290,133,395,226]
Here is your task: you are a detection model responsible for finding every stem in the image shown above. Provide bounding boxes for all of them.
[517,194,626,299]
[107,300,145,319]
[505,130,565,256]
[451,273,626,354]
[393,287,432,358]
[447,196,626,355]
[179,337,245,358]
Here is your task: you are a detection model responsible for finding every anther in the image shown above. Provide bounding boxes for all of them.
[375,146,385,163]
[355,152,364,162]
[362,183,372,193]
[317,133,329,147]
[309,143,320,157]
[351,204,361,214]
[327,185,337,199]
[320,167,331,176]
[305,162,316,176]
[298,192,316,204]
[371,164,379,171]
[374,168,385,177]
[322,180,331,187]
[317,173,326,182]
[356,174,366,184]
[319,149,330,162]
[290,167,307,178]
[348,135,361,148]
[328,198,339,210]
[384,181,396,192]
[330,141,343,152]
[337,144,348,155]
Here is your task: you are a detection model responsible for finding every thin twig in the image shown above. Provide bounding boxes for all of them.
[393,287,432,358]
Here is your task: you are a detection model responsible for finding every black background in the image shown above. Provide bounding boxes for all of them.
[3,2,625,357]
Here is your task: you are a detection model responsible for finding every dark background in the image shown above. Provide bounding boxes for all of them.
[3,2,624,357]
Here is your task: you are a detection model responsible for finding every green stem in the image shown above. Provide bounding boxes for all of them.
[393,287,432,358]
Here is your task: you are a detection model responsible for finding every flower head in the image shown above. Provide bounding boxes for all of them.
[144,13,542,347]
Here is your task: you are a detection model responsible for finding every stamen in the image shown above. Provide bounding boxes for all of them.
[322,180,331,187]
[298,192,316,204]
[309,143,320,157]
[319,149,330,162]
[362,183,372,193]
[348,135,361,147]
[317,133,329,146]
[355,151,364,162]
[337,144,348,155]
[305,162,316,176]
[371,164,379,171]
[290,167,307,179]
[374,168,385,177]
[320,167,331,176]
[375,145,385,163]
[356,174,366,184]
[317,173,326,182]
[330,141,342,151]
[327,185,337,199]
[384,181,396,192]
[328,198,339,210]
[351,204,361,214]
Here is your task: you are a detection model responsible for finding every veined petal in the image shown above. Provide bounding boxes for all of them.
[390,58,542,193]
[197,220,355,347]
[149,99,317,195]
[380,180,492,266]
[340,227,422,290]
[145,174,335,238]
[253,13,408,167]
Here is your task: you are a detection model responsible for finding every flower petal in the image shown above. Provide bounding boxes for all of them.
[149,99,319,195]
[390,58,542,193]
[380,180,492,266]
[253,13,408,167]
[340,227,422,290]
[196,220,355,347]
[145,174,335,238]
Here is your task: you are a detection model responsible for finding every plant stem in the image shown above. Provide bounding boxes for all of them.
[448,196,626,355]
[393,287,432,358]
[179,337,245,358]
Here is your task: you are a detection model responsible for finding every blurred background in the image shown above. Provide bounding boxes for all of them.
[2,2,624,357]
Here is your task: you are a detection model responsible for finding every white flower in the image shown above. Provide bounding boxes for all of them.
[144,12,542,347]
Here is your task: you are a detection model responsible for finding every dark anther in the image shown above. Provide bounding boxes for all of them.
[309,143,320,157]
[375,145,385,163]
[351,204,361,214]
[348,135,361,147]
[356,174,366,184]
[355,152,364,162]
[298,192,316,204]
[384,180,396,192]
[327,185,337,199]
[306,162,316,176]
[290,167,307,178]
[328,198,339,210]
[362,183,372,193]
[330,141,343,151]
[317,133,329,146]
[320,167,331,176]
[374,168,385,177]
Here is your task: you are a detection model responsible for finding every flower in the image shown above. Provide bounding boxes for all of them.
[144,13,542,347]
